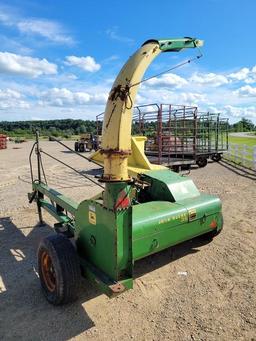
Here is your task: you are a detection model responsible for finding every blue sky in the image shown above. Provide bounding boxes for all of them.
[0,0,256,123]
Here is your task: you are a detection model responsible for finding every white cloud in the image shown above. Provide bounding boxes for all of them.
[245,78,256,84]
[0,88,30,109]
[228,66,256,84]
[39,88,89,106]
[234,85,256,97]
[17,19,74,45]
[66,74,78,80]
[0,8,12,26]
[189,72,229,87]
[0,34,33,54]
[65,56,101,72]
[0,52,57,78]
[138,89,174,104]
[106,27,134,44]
[0,6,74,45]
[138,87,207,107]
[0,88,21,99]
[39,88,107,107]
[223,105,256,119]
[180,92,206,103]
[145,71,229,90]
[0,51,256,123]
[229,67,250,81]
[206,106,221,114]
[102,55,119,64]
[146,73,188,88]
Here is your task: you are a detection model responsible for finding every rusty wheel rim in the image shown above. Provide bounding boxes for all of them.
[41,251,56,292]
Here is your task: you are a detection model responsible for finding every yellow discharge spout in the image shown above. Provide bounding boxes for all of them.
[101,38,203,181]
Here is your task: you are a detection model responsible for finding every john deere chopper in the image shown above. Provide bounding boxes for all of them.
[29,37,223,305]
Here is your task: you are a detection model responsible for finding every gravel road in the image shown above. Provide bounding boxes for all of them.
[0,141,255,341]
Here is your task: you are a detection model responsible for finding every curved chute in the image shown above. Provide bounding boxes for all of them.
[101,38,203,181]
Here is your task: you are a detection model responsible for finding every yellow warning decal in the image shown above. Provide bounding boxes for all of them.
[88,205,96,225]
[188,208,197,221]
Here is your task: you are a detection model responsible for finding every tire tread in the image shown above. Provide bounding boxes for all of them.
[38,234,80,305]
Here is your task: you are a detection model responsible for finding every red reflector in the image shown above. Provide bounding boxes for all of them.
[210,220,217,228]
[114,189,131,210]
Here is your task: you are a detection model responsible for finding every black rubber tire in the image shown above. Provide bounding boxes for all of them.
[38,234,81,305]
[211,153,222,162]
[172,165,180,173]
[79,144,85,152]
[74,142,79,152]
[196,157,208,168]
[181,164,191,171]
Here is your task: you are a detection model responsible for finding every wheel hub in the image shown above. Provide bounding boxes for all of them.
[41,251,56,292]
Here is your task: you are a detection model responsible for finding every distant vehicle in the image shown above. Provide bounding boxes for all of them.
[74,133,99,152]
[15,138,27,143]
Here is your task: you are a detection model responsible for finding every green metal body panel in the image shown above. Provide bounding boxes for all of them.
[74,197,133,295]
[75,199,132,281]
[131,169,222,260]
[132,196,222,260]
[31,168,223,298]
[141,169,200,202]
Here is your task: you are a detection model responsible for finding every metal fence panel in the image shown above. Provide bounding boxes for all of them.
[224,143,256,170]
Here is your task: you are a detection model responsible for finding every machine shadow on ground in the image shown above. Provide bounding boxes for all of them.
[134,233,214,278]
[0,216,214,340]
[60,150,76,154]
[0,217,95,341]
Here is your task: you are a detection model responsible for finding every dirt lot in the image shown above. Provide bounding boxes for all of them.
[0,141,256,341]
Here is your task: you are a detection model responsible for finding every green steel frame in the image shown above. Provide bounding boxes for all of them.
[29,136,223,298]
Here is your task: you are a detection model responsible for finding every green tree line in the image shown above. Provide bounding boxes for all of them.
[0,117,255,139]
[230,118,255,132]
[0,119,98,138]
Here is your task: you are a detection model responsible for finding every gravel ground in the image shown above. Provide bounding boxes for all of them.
[0,141,255,341]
